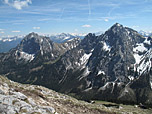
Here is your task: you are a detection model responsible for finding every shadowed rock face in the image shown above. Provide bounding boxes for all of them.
[0,23,152,106]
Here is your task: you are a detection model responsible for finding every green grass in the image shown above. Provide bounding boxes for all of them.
[43,56,61,65]
[94,100,152,114]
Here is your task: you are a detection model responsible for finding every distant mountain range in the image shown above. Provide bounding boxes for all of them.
[1,30,151,53]
[0,33,85,53]
[138,30,152,37]
[0,36,23,53]
[49,33,85,43]
[0,23,152,107]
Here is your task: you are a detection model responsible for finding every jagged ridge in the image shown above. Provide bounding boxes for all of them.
[0,23,152,107]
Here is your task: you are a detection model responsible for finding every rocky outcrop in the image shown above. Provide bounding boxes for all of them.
[0,75,123,114]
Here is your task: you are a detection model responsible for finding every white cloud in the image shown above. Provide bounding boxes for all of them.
[0,31,4,34]
[4,0,9,4]
[0,29,5,34]
[74,29,78,32]
[104,19,109,22]
[33,27,40,29]
[4,0,32,10]
[0,29,4,31]
[12,31,21,33]
[82,24,91,28]
[88,0,91,15]
[132,26,139,29]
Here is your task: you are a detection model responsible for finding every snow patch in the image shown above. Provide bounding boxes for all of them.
[111,82,115,93]
[133,53,142,64]
[66,61,72,70]
[79,67,90,80]
[91,48,94,52]
[144,38,151,45]
[51,53,54,57]
[126,29,130,35]
[30,34,34,38]
[99,82,110,91]
[2,38,14,42]
[103,42,111,51]
[78,49,83,54]
[133,43,147,53]
[97,70,105,75]
[136,49,152,74]
[40,38,43,43]
[115,23,121,27]
[133,42,148,64]
[67,38,74,42]
[80,53,92,65]
[40,46,43,55]
[100,82,115,91]
[137,59,151,74]
[75,62,80,66]
[84,67,90,76]
[117,82,122,87]
[128,76,134,81]
[124,88,129,93]
[16,51,35,62]
[63,37,70,40]
[84,87,92,92]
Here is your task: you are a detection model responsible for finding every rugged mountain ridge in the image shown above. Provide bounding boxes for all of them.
[0,23,152,106]
[49,33,85,43]
[139,30,152,37]
[15,32,80,62]
[0,33,83,53]
[0,32,81,74]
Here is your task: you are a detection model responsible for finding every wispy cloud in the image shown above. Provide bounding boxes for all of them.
[0,31,4,34]
[12,23,24,25]
[4,0,32,10]
[0,29,5,34]
[82,24,91,28]
[0,19,31,24]
[132,25,139,29]
[33,27,40,29]
[104,19,109,22]
[59,7,65,20]
[0,29,5,31]
[12,31,21,33]
[88,0,91,17]
[107,4,120,17]
[37,18,51,21]
[37,18,61,21]
[74,29,78,32]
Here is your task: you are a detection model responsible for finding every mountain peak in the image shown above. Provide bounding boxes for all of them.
[115,23,122,26]
[111,23,123,28]
[105,23,124,35]
[26,32,39,39]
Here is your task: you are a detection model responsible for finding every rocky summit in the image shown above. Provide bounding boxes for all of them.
[0,23,152,108]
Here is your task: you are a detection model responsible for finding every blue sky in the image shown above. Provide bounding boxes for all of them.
[0,0,152,37]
